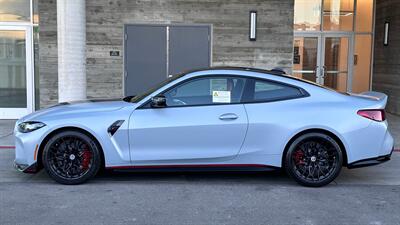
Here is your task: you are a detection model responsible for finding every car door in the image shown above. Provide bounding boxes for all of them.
[129,76,248,164]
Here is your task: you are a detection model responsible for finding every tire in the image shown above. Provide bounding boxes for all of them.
[42,130,101,185]
[285,132,343,187]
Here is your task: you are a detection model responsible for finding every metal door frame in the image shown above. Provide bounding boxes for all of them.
[294,31,354,92]
[320,32,354,91]
[293,33,322,83]
[123,23,212,96]
[0,25,34,119]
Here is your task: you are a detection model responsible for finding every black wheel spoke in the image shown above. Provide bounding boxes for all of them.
[291,137,340,183]
[47,135,94,180]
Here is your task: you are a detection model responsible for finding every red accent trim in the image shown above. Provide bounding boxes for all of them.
[81,150,92,170]
[0,146,15,149]
[293,149,305,166]
[394,148,400,152]
[106,164,272,170]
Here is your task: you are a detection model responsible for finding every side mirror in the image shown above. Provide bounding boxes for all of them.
[150,95,167,108]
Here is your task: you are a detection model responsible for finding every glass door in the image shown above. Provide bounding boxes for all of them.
[0,26,33,119]
[321,34,353,92]
[293,33,353,92]
[293,35,321,83]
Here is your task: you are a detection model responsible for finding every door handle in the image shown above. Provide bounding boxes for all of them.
[219,113,238,120]
[321,66,327,78]
[313,66,319,75]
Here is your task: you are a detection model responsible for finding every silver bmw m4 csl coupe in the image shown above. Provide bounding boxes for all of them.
[14,67,394,186]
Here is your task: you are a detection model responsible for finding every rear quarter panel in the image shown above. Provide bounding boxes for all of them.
[241,86,379,167]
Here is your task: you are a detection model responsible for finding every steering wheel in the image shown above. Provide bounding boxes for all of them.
[172,99,187,105]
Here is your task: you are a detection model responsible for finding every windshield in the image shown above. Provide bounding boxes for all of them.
[128,73,187,103]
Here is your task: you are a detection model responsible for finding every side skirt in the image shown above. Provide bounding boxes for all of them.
[105,164,280,173]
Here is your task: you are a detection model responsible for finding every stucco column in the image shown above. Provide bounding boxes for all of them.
[57,0,86,102]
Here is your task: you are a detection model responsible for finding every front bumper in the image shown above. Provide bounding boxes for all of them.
[14,121,49,173]
[13,161,39,173]
[347,146,394,169]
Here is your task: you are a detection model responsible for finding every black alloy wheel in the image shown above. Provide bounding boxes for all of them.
[285,132,343,187]
[42,130,101,185]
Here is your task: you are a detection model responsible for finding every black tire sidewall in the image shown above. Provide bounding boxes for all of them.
[285,132,343,187]
[42,130,101,185]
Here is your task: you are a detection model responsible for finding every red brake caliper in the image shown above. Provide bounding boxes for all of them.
[293,150,305,165]
[81,148,92,170]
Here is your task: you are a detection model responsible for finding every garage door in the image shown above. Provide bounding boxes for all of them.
[124,24,211,96]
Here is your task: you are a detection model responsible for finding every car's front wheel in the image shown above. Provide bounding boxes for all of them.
[285,132,343,187]
[42,130,101,185]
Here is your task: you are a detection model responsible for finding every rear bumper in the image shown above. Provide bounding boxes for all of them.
[347,146,393,169]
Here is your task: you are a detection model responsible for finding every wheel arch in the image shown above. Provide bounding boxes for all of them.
[36,127,106,170]
[281,128,348,167]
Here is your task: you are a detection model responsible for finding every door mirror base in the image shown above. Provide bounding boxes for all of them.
[151,95,167,108]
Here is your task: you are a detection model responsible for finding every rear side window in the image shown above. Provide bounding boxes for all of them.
[243,79,304,102]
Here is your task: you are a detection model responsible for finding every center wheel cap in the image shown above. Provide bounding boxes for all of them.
[310,156,317,162]
[69,154,76,160]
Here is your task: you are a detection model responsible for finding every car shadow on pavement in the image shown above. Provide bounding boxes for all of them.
[92,169,295,185]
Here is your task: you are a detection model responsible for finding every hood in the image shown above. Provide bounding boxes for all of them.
[19,99,133,122]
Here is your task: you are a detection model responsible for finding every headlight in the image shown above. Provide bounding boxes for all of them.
[18,121,46,133]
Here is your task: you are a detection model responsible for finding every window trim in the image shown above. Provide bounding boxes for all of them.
[241,77,310,103]
[137,75,310,109]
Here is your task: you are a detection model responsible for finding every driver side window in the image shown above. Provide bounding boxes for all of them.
[163,76,246,107]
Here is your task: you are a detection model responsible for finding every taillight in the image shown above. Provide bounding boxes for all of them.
[357,109,386,122]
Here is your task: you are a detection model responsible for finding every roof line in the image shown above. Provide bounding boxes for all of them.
[182,66,287,76]
[179,66,334,91]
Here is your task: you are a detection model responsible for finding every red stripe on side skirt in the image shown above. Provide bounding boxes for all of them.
[0,146,15,149]
[107,164,273,170]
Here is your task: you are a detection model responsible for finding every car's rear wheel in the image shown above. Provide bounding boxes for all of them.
[285,132,343,187]
[42,130,101,185]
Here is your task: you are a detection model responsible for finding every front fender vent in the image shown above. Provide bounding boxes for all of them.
[107,120,125,136]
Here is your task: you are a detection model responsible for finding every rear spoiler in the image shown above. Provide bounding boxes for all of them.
[351,91,388,109]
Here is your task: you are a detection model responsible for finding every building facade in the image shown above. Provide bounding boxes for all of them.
[0,0,399,119]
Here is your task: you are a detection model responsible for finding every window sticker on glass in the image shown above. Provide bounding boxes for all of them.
[212,91,231,103]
